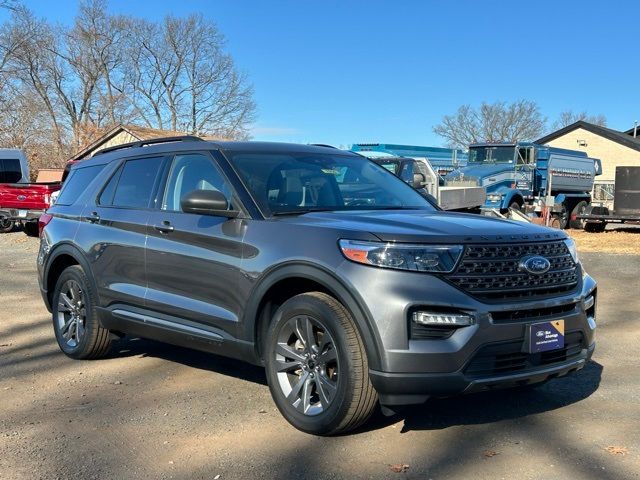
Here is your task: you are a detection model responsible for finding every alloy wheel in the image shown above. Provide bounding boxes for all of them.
[56,279,87,349]
[274,315,339,416]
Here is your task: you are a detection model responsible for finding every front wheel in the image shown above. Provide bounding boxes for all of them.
[265,292,377,435]
[23,222,39,237]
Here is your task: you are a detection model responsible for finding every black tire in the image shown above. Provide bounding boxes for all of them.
[509,201,523,212]
[0,218,14,233]
[569,201,588,230]
[584,221,606,233]
[23,222,39,237]
[52,265,112,359]
[264,292,377,435]
[554,203,569,229]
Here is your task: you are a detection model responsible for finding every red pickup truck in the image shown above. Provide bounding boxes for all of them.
[0,182,61,236]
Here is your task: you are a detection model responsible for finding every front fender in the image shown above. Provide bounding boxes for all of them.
[241,261,384,370]
[500,189,525,209]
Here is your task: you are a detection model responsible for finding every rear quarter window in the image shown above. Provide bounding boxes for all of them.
[55,165,105,206]
[0,158,23,183]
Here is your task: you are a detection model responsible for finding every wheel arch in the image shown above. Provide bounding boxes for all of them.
[44,243,98,308]
[244,262,384,371]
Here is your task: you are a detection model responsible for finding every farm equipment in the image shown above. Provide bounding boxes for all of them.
[577,166,640,232]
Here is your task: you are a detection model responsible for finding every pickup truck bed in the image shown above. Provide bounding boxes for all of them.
[0,182,61,235]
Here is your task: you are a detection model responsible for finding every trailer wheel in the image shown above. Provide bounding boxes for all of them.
[0,218,14,233]
[584,222,606,233]
[570,201,589,230]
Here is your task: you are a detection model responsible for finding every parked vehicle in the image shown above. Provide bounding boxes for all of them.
[0,149,61,235]
[367,154,485,211]
[445,142,602,229]
[578,166,640,232]
[38,137,597,435]
[351,143,467,176]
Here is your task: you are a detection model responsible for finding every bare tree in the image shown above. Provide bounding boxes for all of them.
[0,0,257,172]
[127,14,255,138]
[433,100,547,149]
[551,110,607,131]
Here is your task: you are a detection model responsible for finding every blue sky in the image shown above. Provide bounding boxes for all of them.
[5,0,640,146]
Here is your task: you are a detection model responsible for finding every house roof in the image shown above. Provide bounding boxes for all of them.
[536,120,640,152]
[623,125,639,137]
[70,124,188,160]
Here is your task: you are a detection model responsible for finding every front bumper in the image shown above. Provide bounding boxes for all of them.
[370,342,594,406]
[337,261,598,406]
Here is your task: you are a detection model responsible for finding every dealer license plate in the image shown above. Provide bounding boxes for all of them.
[529,320,564,353]
[18,210,27,218]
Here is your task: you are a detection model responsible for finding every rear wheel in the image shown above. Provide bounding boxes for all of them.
[0,218,14,233]
[570,201,589,230]
[23,222,39,237]
[584,221,606,233]
[265,292,377,435]
[52,265,112,359]
[554,203,569,229]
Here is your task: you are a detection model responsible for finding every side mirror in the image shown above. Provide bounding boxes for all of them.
[594,159,602,176]
[412,172,426,189]
[180,189,239,218]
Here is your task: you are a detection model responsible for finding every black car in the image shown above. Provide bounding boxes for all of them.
[38,137,597,435]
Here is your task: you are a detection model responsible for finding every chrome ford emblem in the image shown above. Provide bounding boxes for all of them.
[519,255,551,275]
[17,195,26,201]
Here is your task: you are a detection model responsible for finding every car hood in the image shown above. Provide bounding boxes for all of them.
[446,163,512,181]
[274,210,567,244]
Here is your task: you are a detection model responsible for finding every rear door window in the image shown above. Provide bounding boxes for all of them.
[0,158,23,183]
[56,165,105,206]
[109,157,164,209]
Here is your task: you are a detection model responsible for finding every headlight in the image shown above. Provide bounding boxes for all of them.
[487,194,503,202]
[564,237,579,263]
[339,240,463,273]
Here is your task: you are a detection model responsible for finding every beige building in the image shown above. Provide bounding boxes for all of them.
[537,120,640,201]
[70,124,190,161]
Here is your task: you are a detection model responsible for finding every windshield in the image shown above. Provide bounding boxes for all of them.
[228,152,435,216]
[468,146,515,164]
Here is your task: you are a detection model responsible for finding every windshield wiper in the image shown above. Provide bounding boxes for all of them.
[271,208,339,216]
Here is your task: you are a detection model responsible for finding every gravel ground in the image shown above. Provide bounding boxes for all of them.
[570,225,640,255]
[0,231,639,480]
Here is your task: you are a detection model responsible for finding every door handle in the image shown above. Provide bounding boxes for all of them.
[153,221,174,234]
[84,212,100,223]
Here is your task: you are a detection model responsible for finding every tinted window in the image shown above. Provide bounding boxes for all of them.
[229,152,433,216]
[0,158,23,183]
[56,165,105,206]
[111,157,163,208]
[162,153,234,212]
[97,164,122,206]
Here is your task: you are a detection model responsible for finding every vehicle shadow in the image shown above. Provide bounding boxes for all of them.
[109,336,268,386]
[109,334,602,435]
[359,360,603,434]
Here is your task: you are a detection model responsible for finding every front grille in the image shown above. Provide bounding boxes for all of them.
[490,302,578,324]
[464,331,584,378]
[447,241,579,301]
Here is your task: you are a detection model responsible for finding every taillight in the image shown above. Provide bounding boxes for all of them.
[38,213,53,236]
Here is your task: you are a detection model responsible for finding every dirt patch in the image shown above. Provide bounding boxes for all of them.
[569,227,640,255]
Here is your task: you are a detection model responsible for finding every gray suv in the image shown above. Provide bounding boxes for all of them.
[37,137,597,435]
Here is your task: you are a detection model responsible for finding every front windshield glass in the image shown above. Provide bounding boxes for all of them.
[228,152,435,216]
[468,146,515,164]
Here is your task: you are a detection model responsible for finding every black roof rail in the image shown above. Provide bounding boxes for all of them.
[93,135,203,157]
[309,143,338,149]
